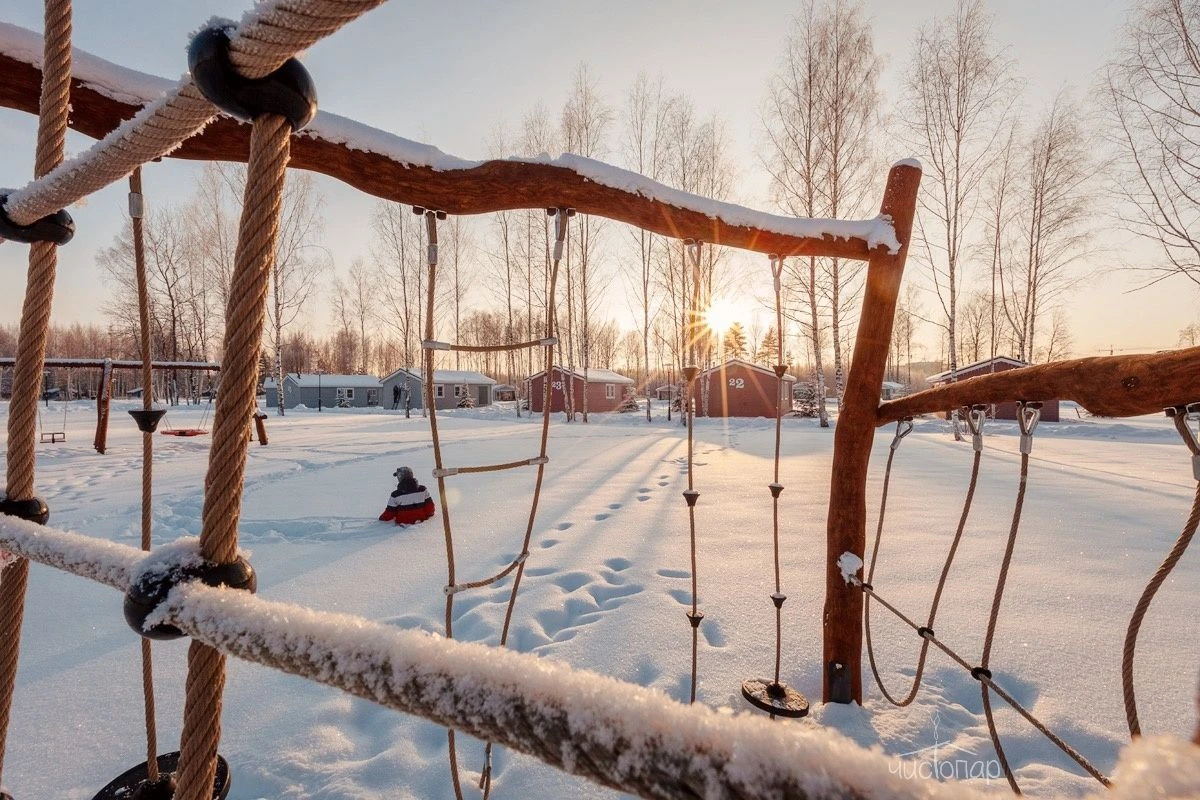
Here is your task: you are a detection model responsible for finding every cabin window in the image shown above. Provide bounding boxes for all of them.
[435,385,444,398]
[454,385,463,397]
[336,387,355,401]
[605,384,615,399]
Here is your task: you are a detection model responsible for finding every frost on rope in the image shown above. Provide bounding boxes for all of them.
[1107,736,1200,800]
[0,515,141,590]
[157,583,977,800]
[0,21,902,255]
[838,551,864,585]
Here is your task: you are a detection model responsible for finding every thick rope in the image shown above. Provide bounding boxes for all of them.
[418,211,466,800]
[173,112,293,800]
[3,0,386,228]
[865,416,980,707]
[0,0,72,784]
[1122,411,1200,738]
[129,166,162,780]
[769,256,786,687]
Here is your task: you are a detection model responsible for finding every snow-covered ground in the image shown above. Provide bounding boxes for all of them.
[1,398,1196,799]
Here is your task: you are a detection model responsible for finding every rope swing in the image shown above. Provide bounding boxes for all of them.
[681,239,706,705]
[421,206,567,800]
[740,254,808,718]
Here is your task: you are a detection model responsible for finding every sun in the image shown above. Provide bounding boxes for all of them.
[704,296,741,335]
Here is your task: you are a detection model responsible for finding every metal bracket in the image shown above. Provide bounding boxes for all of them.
[967,404,987,453]
[889,418,913,451]
[1018,401,1042,455]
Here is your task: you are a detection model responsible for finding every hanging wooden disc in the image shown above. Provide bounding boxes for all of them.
[741,678,809,718]
[92,752,230,800]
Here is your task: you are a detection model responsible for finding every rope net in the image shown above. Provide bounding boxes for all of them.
[0,1,1195,797]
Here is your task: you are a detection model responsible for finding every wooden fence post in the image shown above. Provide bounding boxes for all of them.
[823,161,921,704]
[93,358,113,454]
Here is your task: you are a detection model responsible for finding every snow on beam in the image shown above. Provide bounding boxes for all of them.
[158,582,976,800]
[0,28,904,260]
[1,516,1194,798]
[877,346,1200,423]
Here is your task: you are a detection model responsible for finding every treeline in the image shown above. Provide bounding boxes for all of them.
[28,0,1195,421]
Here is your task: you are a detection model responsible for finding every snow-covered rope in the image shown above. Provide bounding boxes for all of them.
[0,516,989,800]
[0,0,73,787]
[1,0,386,228]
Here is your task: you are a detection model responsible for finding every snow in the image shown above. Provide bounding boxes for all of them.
[0,399,1197,799]
[0,22,901,253]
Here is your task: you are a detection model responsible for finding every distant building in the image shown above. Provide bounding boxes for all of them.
[881,381,907,401]
[263,373,382,410]
[698,358,796,418]
[380,368,497,411]
[493,384,517,402]
[528,366,635,413]
[925,356,1060,422]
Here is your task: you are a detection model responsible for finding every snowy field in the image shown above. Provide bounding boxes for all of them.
[1,398,1197,799]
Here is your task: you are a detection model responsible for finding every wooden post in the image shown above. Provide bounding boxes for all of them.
[93,358,113,454]
[253,412,268,446]
[823,162,921,704]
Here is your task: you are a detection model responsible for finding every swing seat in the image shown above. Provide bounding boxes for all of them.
[161,428,207,437]
[39,431,65,443]
[741,678,809,718]
[92,751,230,800]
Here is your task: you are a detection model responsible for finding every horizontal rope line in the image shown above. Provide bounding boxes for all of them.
[445,553,528,595]
[0,517,1000,800]
[433,456,548,478]
[856,580,1111,787]
[423,337,557,354]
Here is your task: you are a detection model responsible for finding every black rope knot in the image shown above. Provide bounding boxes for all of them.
[971,666,993,682]
[188,25,318,131]
[128,408,168,434]
[0,192,74,245]
[0,492,50,525]
[686,610,704,628]
[917,626,935,640]
[124,552,256,640]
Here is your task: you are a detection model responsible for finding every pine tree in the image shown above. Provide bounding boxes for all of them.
[722,322,748,360]
[755,327,779,366]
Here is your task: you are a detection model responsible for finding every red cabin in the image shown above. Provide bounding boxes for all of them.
[926,356,1061,422]
[528,367,635,413]
[698,359,796,418]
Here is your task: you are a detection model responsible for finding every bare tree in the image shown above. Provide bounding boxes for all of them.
[898,0,1018,434]
[372,201,423,406]
[562,63,613,422]
[330,257,375,374]
[1104,0,1200,288]
[998,93,1092,362]
[268,174,330,416]
[622,72,673,420]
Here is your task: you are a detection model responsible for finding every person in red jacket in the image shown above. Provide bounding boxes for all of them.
[379,466,436,525]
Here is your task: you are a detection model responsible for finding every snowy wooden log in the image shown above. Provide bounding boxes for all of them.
[0,35,896,260]
[877,346,1200,423]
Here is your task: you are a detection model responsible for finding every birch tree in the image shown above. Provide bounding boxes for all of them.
[897,0,1017,434]
[1104,0,1200,288]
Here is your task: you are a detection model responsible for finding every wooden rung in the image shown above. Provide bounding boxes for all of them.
[423,337,557,354]
[40,432,65,444]
[433,456,549,478]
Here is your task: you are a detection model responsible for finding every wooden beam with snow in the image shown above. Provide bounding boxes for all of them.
[0,47,888,260]
[877,347,1200,423]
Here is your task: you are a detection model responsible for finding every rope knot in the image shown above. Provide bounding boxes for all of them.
[0,492,50,525]
[0,191,74,245]
[189,25,317,131]
[123,538,256,640]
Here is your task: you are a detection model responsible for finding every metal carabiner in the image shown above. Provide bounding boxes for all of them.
[1018,401,1042,455]
[1166,403,1200,480]
[967,404,988,453]
[889,417,914,451]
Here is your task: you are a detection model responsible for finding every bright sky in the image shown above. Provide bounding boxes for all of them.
[1,0,1194,358]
